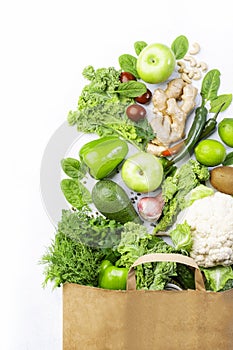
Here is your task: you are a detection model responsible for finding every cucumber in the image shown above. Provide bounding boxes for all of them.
[92,179,141,224]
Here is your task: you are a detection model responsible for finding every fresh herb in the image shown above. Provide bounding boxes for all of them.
[116,81,147,98]
[60,179,91,209]
[41,208,124,288]
[134,41,147,55]
[58,209,122,251]
[201,69,221,102]
[171,35,189,59]
[41,230,105,288]
[210,94,232,112]
[118,54,140,78]
[61,157,86,179]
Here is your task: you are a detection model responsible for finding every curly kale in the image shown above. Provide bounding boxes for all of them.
[67,65,154,150]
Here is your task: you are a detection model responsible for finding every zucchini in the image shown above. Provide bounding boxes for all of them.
[92,179,141,224]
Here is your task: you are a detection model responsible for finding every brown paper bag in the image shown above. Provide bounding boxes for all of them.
[63,254,233,350]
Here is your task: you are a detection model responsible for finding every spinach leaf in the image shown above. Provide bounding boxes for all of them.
[118,54,140,78]
[171,35,189,59]
[134,41,147,55]
[61,157,86,179]
[201,69,221,102]
[223,151,233,166]
[210,94,232,113]
[60,179,91,209]
[116,81,147,97]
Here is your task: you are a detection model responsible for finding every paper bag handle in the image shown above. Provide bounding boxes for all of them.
[127,253,206,291]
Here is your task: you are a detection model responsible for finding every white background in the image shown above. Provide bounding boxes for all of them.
[1,1,233,349]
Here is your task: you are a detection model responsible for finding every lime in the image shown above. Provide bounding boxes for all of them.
[194,139,226,166]
[218,118,233,147]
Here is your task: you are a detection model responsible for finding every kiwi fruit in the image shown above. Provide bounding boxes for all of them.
[210,166,233,195]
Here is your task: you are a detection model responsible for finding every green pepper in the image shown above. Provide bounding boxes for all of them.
[79,136,128,179]
[98,260,128,290]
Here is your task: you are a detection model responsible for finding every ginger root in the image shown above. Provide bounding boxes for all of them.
[147,78,198,156]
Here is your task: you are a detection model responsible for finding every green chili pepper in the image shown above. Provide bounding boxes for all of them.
[199,103,225,140]
[98,260,128,290]
[79,136,128,179]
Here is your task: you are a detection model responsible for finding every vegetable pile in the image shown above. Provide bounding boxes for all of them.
[41,36,233,293]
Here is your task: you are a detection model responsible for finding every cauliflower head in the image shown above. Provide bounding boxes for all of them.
[182,192,233,267]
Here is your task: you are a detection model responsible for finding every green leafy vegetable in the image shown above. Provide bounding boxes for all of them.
[201,69,221,102]
[176,263,195,290]
[41,230,105,288]
[60,179,91,209]
[58,209,122,251]
[116,81,147,98]
[118,54,140,78]
[184,184,214,207]
[154,160,209,233]
[202,266,233,292]
[41,208,124,289]
[210,94,232,113]
[170,221,193,252]
[116,222,192,290]
[61,157,86,179]
[171,35,189,59]
[134,41,147,55]
[68,65,154,150]
[223,151,233,166]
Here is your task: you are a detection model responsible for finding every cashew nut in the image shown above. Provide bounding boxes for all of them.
[199,61,208,72]
[184,55,197,67]
[181,72,192,83]
[177,61,186,68]
[192,70,202,80]
[188,70,195,79]
[189,42,200,55]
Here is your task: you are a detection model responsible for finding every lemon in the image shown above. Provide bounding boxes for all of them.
[218,118,233,147]
[194,139,226,166]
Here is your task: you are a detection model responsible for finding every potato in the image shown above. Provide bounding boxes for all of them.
[210,166,233,195]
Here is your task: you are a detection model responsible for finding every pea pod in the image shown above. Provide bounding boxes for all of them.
[98,260,128,290]
[79,136,128,179]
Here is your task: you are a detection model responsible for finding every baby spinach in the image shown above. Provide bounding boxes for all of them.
[171,35,189,59]
[116,81,147,98]
[118,54,140,78]
[201,69,221,102]
[134,41,147,55]
[60,179,91,209]
[223,151,233,166]
[61,157,86,179]
[210,94,232,113]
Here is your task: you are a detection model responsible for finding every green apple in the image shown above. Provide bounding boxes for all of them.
[136,43,176,84]
[121,152,163,193]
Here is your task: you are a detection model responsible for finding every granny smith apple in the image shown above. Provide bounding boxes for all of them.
[121,152,163,193]
[137,43,176,84]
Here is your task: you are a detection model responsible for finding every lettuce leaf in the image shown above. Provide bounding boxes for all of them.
[170,221,193,252]
[202,266,233,292]
[184,184,214,207]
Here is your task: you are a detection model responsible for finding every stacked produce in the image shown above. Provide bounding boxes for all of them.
[41,36,233,293]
